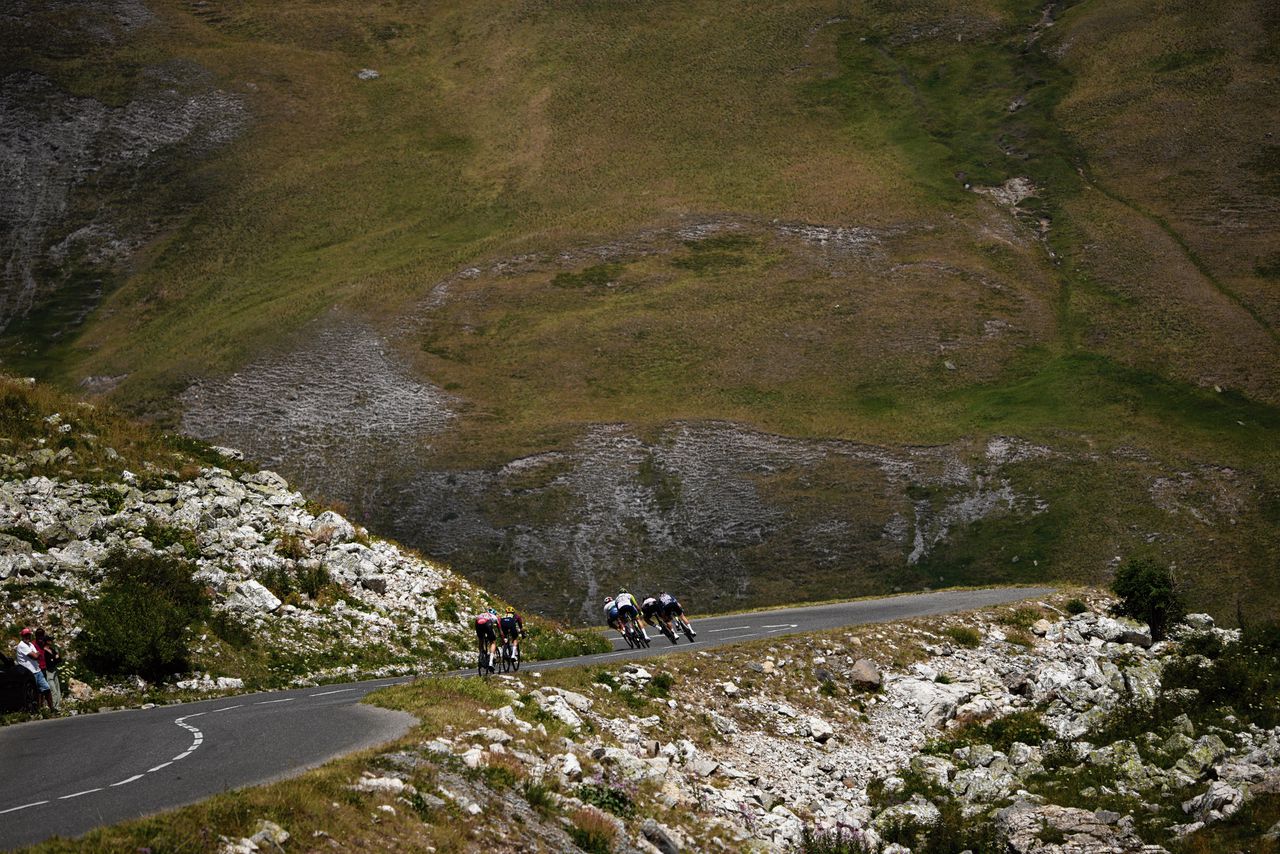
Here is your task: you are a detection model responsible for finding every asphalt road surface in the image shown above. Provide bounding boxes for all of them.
[0,586,1051,849]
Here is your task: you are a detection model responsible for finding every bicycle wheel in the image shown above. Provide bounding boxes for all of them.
[661,623,677,645]
[681,620,695,642]
[478,647,487,677]
[511,643,521,672]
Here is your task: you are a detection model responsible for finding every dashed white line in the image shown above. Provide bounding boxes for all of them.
[147,762,173,773]
[309,688,357,697]
[0,800,49,815]
[708,625,751,633]
[210,704,243,713]
[254,698,295,705]
[171,751,192,761]
[718,632,758,640]
[110,775,144,787]
[762,623,798,629]
[58,788,103,800]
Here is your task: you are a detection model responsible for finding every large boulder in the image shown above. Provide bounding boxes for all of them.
[311,510,356,544]
[1176,735,1229,779]
[1183,781,1244,824]
[849,658,882,689]
[223,579,282,614]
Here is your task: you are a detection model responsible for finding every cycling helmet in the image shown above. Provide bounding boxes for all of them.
[604,596,614,603]
[488,607,498,615]
[618,588,628,595]
[505,607,515,615]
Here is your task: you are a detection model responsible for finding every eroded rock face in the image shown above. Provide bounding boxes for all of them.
[0,1,247,334]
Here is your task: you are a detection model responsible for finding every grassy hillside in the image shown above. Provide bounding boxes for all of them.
[3,0,1277,619]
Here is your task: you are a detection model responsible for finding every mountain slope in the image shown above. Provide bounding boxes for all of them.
[2,0,1277,621]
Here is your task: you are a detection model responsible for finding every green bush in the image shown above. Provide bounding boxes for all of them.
[800,826,876,853]
[140,520,199,559]
[77,549,208,681]
[1089,621,1280,742]
[1065,598,1089,615]
[929,709,1052,755]
[1112,558,1184,640]
[647,672,675,697]
[576,782,634,817]
[945,626,981,648]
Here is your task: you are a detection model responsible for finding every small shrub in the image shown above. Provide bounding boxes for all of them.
[1065,598,1089,615]
[568,806,617,854]
[998,607,1041,629]
[647,671,674,697]
[935,673,953,684]
[521,779,554,814]
[140,520,199,558]
[800,825,877,853]
[576,780,634,817]
[482,752,525,789]
[820,679,839,697]
[259,565,295,600]
[930,710,1051,755]
[274,532,307,560]
[1006,629,1035,648]
[945,626,981,648]
[297,565,332,599]
[1112,558,1184,640]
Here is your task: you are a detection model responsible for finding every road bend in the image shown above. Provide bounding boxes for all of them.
[0,585,1052,849]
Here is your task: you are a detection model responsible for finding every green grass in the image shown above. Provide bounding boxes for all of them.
[6,0,1280,624]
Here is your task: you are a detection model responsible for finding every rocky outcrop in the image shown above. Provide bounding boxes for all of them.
[0,446,493,689]
[338,600,1275,852]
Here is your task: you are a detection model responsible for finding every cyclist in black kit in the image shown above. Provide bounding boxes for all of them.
[474,608,500,672]
[499,607,525,662]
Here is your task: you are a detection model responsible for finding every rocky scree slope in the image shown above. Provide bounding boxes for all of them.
[191,593,1280,854]
[0,379,535,698]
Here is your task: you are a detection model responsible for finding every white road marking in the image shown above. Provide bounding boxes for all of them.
[58,788,103,800]
[210,704,243,713]
[0,800,49,815]
[718,632,758,640]
[708,625,751,633]
[172,751,192,761]
[309,688,357,697]
[762,623,798,629]
[254,698,295,705]
[147,762,172,773]
[177,712,205,720]
[110,775,144,787]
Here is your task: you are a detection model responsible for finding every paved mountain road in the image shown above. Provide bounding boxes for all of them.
[0,586,1051,849]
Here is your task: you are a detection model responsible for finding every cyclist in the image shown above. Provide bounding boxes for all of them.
[658,591,696,638]
[616,588,646,641]
[499,606,525,662]
[603,596,626,641]
[642,595,676,640]
[640,595,664,628]
[474,608,500,672]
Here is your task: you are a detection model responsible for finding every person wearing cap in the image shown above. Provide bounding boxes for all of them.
[15,628,53,711]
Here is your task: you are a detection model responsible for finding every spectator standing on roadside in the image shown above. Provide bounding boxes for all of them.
[15,628,53,711]
[34,629,62,710]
